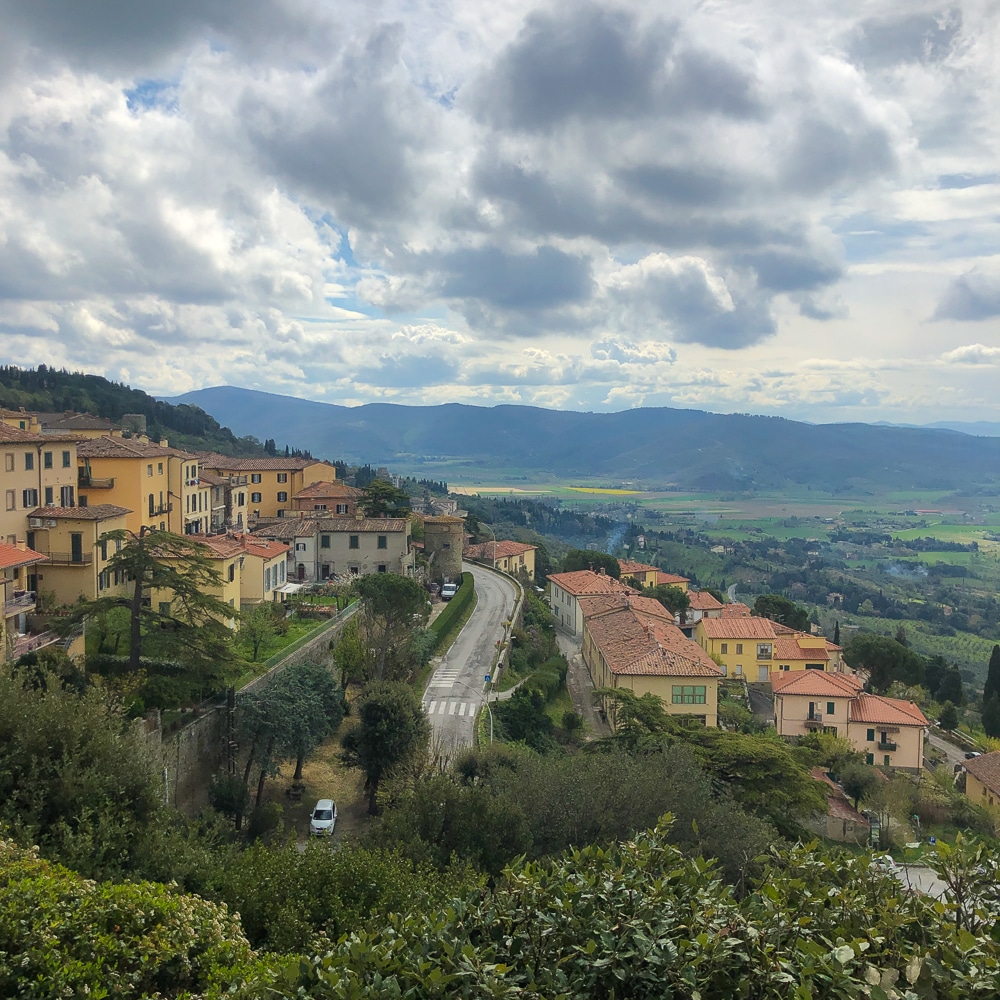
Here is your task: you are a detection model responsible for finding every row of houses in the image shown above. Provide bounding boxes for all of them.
[0,408,410,659]
[549,564,928,770]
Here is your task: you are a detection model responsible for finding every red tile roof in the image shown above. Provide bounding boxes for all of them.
[772,635,830,662]
[577,593,675,622]
[719,602,753,617]
[688,591,723,611]
[656,571,689,586]
[548,570,637,597]
[0,423,44,443]
[964,752,1000,796]
[771,671,863,697]
[237,536,289,560]
[292,481,360,499]
[201,456,334,472]
[699,617,779,640]
[0,542,48,569]
[28,504,131,520]
[77,437,177,459]
[618,559,658,576]
[465,540,536,561]
[849,694,928,728]
[586,606,721,678]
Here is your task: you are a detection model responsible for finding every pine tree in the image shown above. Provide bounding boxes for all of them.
[985,645,1000,705]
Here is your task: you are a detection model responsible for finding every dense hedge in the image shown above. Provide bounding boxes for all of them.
[430,574,474,651]
[0,839,267,999]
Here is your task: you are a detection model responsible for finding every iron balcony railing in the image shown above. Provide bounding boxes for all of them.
[43,551,94,565]
[78,473,115,488]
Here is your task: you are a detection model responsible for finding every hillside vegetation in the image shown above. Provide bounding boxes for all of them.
[169,385,1000,493]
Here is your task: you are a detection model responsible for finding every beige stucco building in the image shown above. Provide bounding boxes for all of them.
[964,753,1000,809]
[465,540,536,578]
[236,535,290,605]
[0,541,49,658]
[772,670,927,772]
[198,455,337,520]
[548,569,637,637]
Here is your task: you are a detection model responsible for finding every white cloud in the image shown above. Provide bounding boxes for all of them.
[0,0,997,425]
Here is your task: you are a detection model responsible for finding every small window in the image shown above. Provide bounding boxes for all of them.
[24,452,34,471]
[867,728,875,742]
[5,489,14,511]
[720,643,728,654]
[44,486,53,506]
[866,754,874,765]
[277,473,288,483]
[336,504,348,514]
[349,535,359,549]
[43,451,53,469]
[734,665,743,676]
[4,454,13,472]
[883,755,890,767]
[321,535,331,549]
[60,485,74,507]
[251,492,261,503]
[99,539,108,560]
[147,464,153,477]
[826,702,835,716]
[377,535,387,549]
[735,643,743,654]
[251,473,262,484]
[277,491,287,502]
[62,450,71,468]
[377,563,387,573]
[228,564,235,582]
[158,462,163,474]
[671,685,706,705]
[757,643,772,659]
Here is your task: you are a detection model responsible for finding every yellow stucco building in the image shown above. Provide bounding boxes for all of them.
[465,540,537,578]
[27,504,131,607]
[198,455,337,520]
[582,595,723,727]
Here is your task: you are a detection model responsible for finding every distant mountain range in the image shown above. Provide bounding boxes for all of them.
[164,386,1000,493]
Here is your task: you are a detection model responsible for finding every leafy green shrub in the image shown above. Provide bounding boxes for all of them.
[0,839,262,999]
[429,573,474,650]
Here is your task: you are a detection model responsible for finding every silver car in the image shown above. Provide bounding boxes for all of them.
[309,798,337,836]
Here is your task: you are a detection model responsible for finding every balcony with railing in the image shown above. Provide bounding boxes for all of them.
[226,475,248,487]
[12,630,59,658]
[4,591,36,616]
[803,712,824,729]
[877,740,897,752]
[149,502,173,516]
[43,551,93,565]
[78,472,115,489]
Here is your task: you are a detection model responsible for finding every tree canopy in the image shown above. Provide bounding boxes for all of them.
[354,573,430,682]
[561,548,620,578]
[752,593,810,631]
[844,633,926,692]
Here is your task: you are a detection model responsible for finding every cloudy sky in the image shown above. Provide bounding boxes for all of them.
[0,0,998,423]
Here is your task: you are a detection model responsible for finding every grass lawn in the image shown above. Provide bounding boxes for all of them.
[545,687,574,726]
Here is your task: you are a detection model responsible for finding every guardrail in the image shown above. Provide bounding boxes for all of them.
[42,551,93,565]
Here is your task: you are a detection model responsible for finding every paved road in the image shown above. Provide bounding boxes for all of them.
[926,729,969,771]
[422,563,517,759]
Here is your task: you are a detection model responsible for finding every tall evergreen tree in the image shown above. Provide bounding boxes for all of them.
[985,645,1000,704]
[833,621,841,646]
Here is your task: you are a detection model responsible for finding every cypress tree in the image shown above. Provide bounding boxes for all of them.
[833,621,840,646]
[985,645,1000,704]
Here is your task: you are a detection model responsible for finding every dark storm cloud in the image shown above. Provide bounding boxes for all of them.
[0,0,325,70]
[439,246,594,312]
[741,248,843,293]
[851,9,961,69]
[934,268,1000,321]
[242,24,432,226]
[473,2,760,131]
[781,118,897,195]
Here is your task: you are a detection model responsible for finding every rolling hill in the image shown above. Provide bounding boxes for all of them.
[164,386,1000,493]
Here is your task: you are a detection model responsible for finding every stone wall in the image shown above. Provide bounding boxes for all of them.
[148,608,356,813]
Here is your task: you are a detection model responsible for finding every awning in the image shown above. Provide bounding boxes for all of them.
[276,582,305,594]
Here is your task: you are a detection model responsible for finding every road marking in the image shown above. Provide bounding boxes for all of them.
[458,702,468,716]
[426,700,437,714]
[449,701,458,715]
[438,701,447,714]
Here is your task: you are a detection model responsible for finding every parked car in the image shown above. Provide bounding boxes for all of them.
[965,751,982,760]
[309,799,337,837]
[440,582,459,601]
[870,854,897,872]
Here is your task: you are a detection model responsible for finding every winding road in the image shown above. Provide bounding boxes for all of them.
[422,563,518,758]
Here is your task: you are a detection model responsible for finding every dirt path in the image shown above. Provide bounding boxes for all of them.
[557,633,611,740]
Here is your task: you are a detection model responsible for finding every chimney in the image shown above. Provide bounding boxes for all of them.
[598,566,606,575]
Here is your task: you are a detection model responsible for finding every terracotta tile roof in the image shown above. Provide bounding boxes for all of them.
[291,481,359,499]
[423,514,466,524]
[772,635,830,662]
[0,423,44,443]
[699,617,779,640]
[688,591,723,611]
[0,542,48,569]
[77,437,175,459]
[618,559,658,576]
[577,593,675,622]
[586,606,721,678]
[465,540,536,560]
[771,671,863,697]
[185,534,246,559]
[236,536,289,560]
[719,603,753,617]
[964,752,1000,796]
[811,768,870,826]
[27,504,131,520]
[548,570,637,597]
[201,456,333,472]
[656,571,689,586]
[254,518,408,540]
[849,694,928,728]
[198,470,227,487]
[33,411,116,431]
